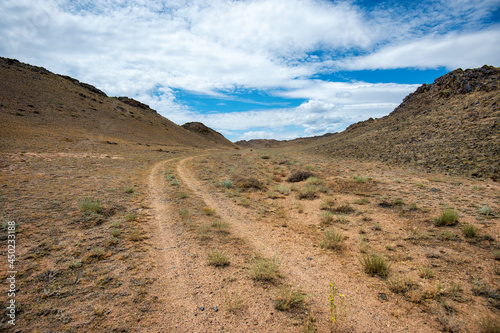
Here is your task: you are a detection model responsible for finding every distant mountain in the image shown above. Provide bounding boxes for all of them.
[182,122,238,149]
[235,133,335,149]
[0,57,235,152]
[309,65,500,180]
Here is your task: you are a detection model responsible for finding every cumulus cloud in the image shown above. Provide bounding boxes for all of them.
[0,0,498,141]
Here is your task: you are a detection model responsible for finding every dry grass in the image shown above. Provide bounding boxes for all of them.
[274,285,307,311]
[207,250,230,267]
[320,228,344,250]
[359,252,391,277]
[249,256,280,282]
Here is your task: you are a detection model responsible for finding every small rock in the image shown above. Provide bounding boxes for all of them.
[214,306,218,312]
[378,293,387,301]
[199,306,204,311]
[430,187,441,192]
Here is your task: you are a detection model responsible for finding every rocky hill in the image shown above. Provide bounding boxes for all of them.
[182,122,238,149]
[309,65,500,180]
[0,57,235,152]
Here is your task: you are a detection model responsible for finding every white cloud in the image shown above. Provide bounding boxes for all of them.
[335,28,500,71]
[0,0,498,141]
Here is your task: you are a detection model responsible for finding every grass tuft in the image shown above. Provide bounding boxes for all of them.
[320,228,343,250]
[207,251,230,267]
[359,252,391,277]
[274,285,307,311]
[249,256,280,282]
[79,197,103,215]
[434,208,459,226]
[461,223,478,238]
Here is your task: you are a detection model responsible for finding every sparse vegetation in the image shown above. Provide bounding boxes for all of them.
[249,256,280,282]
[435,207,459,226]
[320,228,344,250]
[328,282,348,332]
[129,229,141,241]
[224,290,243,313]
[221,179,233,188]
[359,252,391,277]
[353,175,370,183]
[297,184,318,200]
[419,268,436,279]
[320,211,335,225]
[387,274,415,294]
[79,197,103,215]
[211,218,229,231]
[274,285,307,311]
[461,223,478,238]
[207,251,230,266]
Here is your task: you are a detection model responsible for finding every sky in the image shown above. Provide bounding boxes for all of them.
[1,0,499,142]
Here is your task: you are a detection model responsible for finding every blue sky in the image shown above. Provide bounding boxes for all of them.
[1,0,499,141]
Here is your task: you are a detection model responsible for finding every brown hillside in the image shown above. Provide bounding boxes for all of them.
[309,65,500,180]
[0,57,232,153]
[181,122,238,149]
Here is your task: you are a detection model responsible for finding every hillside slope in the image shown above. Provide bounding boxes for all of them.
[0,57,233,152]
[310,65,500,180]
[182,122,239,149]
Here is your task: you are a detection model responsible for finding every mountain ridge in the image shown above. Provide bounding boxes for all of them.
[0,57,235,152]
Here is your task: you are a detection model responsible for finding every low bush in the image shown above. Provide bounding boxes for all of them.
[287,171,314,183]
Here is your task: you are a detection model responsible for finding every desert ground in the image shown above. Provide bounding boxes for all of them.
[1,138,499,332]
